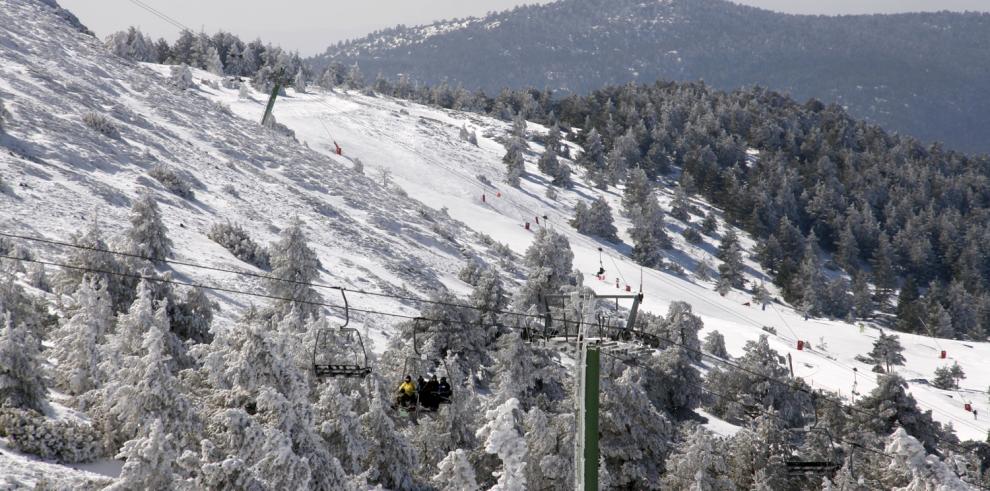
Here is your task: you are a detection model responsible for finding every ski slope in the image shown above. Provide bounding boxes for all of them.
[196,75,990,442]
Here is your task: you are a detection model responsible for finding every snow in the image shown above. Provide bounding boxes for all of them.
[1,0,989,483]
[194,77,990,442]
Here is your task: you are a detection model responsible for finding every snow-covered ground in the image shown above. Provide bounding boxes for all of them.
[195,76,990,442]
[0,0,988,484]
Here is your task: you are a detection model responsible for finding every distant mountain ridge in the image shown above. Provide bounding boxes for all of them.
[310,0,990,153]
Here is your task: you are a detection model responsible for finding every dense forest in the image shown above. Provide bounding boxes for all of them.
[311,0,990,153]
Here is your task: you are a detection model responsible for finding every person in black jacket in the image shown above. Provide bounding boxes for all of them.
[436,377,452,405]
[421,375,440,410]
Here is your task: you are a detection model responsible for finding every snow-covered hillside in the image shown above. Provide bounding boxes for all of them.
[192,76,990,442]
[0,0,988,486]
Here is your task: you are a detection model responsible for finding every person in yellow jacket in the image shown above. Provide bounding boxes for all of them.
[396,375,417,408]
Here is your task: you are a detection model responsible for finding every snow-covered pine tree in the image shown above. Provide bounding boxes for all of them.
[725,413,790,489]
[169,64,195,90]
[523,407,574,490]
[884,427,970,489]
[346,63,364,89]
[580,129,607,189]
[96,311,196,451]
[434,449,480,491]
[621,167,652,216]
[361,386,417,490]
[537,145,559,177]
[57,222,137,312]
[932,362,965,390]
[0,311,47,411]
[516,228,574,310]
[669,186,691,222]
[127,192,173,261]
[105,419,176,491]
[552,161,573,188]
[852,374,942,452]
[628,196,670,269]
[799,231,826,315]
[267,218,322,320]
[51,277,112,396]
[476,397,527,491]
[293,67,306,94]
[703,330,730,359]
[599,365,671,489]
[661,425,733,490]
[867,331,906,373]
[570,196,618,241]
[470,266,508,325]
[716,229,745,290]
[316,382,368,475]
[491,331,537,406]
[752,281,771,309]
[701,210,719,236]
[101,280,156,373]
[502,139,525,187]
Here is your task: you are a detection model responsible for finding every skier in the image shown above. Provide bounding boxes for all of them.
[974,409,979,421]
[436,377,452,404]
[396,375,416,408]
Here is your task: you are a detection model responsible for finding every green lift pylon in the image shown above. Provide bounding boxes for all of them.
[260,68,285,127]
[575,339,600,491]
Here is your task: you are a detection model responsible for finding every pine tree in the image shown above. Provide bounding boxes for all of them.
[571,196,619,241]
[661,425,733,490]
[752,281,771,309]
[293,67,306,93]
[516,227,574,310]
[434,449,479,491]
[853,374,941,452]
[884,427,971,489]
[51,277,112,396]
[798,231,826,316]
[503,139,525,187]
[669,187,691,222]
[362,387,417,490]
[523,407,573,490]
[476,397,527,491]
[552,161,573,188]
[629,197,670,267]
[267,218,322,320]
[470,267,508,324]
[725,414,790,489]
[701,210,719,236]
[580,129,607,189]
[932,362,965,390]
[852,273,875,319]
[703,330,730,359]
[0,312,47,411]
[837,221,860,271]
[716,229,745,290]
[128,193,173,261]
[105,419,176,491]
[621,167,652,217]
[599,366,671,488]
[491,331,538,405]
[868,332,906,373]
[537,146,559,177]
[871,232,897,305]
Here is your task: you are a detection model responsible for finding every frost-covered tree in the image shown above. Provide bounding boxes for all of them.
[105,27,157,62]
[571,196,618,242]
[96,313,196,450]
[56,223,137,313]
[127,192,173,261]
[238,81,251,100]
[491,331,538,405]
[932,362,965,390]
[315,382,368,474]
[169,64,195,90]
[661,425,733,490]
[434,449,479,491]
[868,332,906,373]
[621,167,652,217]
[267,218,322,320]
[476,397,527,491]
[599,366,671,489]
[669,187,691,222]
[752,281,771,309]
[51,277,112,396]
[703,330,729,359]
[516,228,574,310]
[293,67,306,93]
[0,312,47,411]
[523,407,574,490]
[102,280,157,371]
[502,139,526,187]
[580,129,607,189]
[799,232,826,315]
[207,221,271,269]
[884,428,969,489]
[470,267,508,324]
[537,145,559,178]
[701,210,719,236]
[716,229,745,290]
[629,198,671,268]
[725,413,790,489]
[361,388,417,490]
[852,374,942,452]
[106,419,176,491]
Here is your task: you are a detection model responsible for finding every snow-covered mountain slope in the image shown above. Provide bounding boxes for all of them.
[189,76,990,442]
[0,0,988,483]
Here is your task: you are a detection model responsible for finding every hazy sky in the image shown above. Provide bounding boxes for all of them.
[59,0,990,56]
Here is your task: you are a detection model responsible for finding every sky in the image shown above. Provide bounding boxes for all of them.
[59,0,990,56]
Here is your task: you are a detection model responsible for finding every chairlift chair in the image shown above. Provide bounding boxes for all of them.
[312,290,372,378]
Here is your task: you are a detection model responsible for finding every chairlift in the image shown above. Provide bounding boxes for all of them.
[313,290,371,378]
[396,318,455,415]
